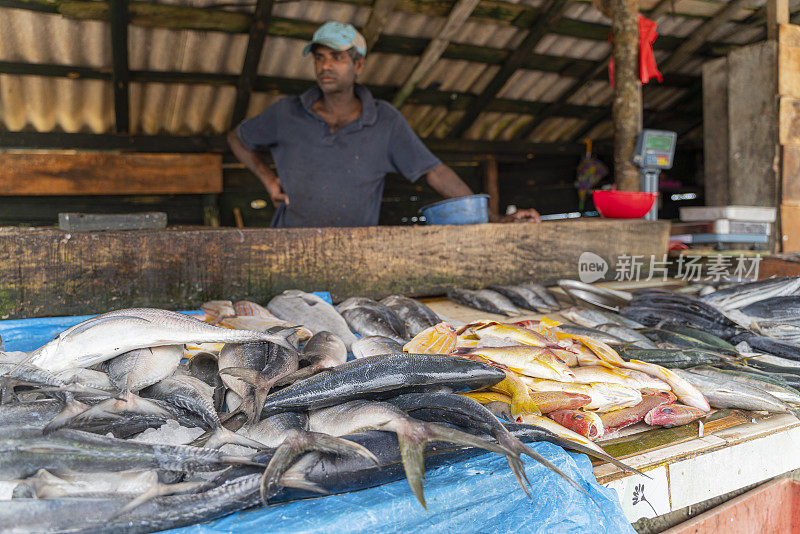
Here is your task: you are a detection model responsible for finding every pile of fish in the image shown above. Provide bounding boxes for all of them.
[442,277,800,435]
[0,297,639,533]
[4,275,800,533]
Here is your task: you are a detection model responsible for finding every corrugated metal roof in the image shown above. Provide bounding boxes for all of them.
[0,0,768,141]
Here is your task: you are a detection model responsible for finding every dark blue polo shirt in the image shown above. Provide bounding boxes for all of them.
[237,84,441,228]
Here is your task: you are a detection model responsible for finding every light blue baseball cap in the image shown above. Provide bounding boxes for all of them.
[302,21,367,58]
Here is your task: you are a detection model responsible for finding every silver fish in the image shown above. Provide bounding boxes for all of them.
[594,323,658,348]
[308,399,511,507]
[489,285,554,312]
[701,277,800,311]
[337,297,407,344]
[446,288,513,316]
[26,308,294,372]
[0,426,260,479]
[267,290,357,349]
[142,375,266,450]
[673,368,799,416]
[276,331,347,385]
[105,345,183,393]
[379,295,441,337]
[351,336,402,359]
[519,282,562,310]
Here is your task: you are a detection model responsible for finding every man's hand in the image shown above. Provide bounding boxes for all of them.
[489,208,541,223]
[266,179,289,207]
[227,129,289,207]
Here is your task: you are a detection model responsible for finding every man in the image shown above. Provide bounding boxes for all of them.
[228,21,541,228]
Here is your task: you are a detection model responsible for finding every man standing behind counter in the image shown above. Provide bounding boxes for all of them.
[229,21,541,228]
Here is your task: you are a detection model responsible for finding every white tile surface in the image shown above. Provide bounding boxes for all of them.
[603,466,670,522]
[668,426,800,510]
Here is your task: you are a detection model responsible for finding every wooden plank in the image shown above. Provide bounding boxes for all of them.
[0,153,223,195]
[780,22,800,46]
[783,145,800,202]
[778,43,800,99]
[0,131,595,156]
[445,0,571,138]
[727,42,779,209]
[779,96,800,146]
[767,0,790,40]
[780,202,800,252]
[702,57,730,206]
[0,219,670,318]
[361,0,400,50]
[660,0,753,73]
[230,0,275,128]
[392,0,481,108]
[109,0,130,133]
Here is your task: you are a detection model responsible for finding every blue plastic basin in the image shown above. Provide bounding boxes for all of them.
[420,194,490,225]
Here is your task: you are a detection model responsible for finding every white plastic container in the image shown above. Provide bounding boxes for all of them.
[679,206,777,222]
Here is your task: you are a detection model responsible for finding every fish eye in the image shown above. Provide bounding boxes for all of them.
[574,414,584,420]
[662,407,673,413]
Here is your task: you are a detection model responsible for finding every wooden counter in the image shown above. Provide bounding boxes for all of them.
[0,219,669,319]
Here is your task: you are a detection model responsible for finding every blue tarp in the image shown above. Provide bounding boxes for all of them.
[0,310,634,534]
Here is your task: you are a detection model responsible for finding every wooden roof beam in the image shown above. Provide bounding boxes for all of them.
[230,0,275,128]
[569,0,753,142]
[392,0,481,108]
[659,0,753,73]
[110,0,130,133]
[362,0,400,50]
[0,60,611,118]
[445,0,571,139]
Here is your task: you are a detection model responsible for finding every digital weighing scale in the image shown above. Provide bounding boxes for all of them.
[632,129,677,220]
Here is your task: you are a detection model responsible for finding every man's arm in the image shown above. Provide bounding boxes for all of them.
[227,129,288,207]
[424,163,540,223]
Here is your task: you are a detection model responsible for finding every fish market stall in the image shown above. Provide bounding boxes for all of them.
[3,272,800,532]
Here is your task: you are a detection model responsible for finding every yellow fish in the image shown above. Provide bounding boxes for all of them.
[403,322,457,354]
[453,346,575,381]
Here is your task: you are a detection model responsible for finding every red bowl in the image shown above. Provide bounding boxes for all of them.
[592,190,658,219]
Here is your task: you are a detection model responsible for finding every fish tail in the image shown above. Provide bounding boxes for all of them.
[502,431,590,498]
[42,398,91,433]
[264,326,301,352]
[260,430,377,504]
[278,471,329,495]
[218,367,276,425]
[192,409,249,447]
[69,392,172,423]
[110,480,207,519]
[204,426,268,450]
[393,416,521,507]
[395,430,428,508]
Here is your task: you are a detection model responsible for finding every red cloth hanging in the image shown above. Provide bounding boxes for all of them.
[608,14,663,87]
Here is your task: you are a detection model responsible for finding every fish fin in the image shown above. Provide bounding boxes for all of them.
[279,472,329,495]
[204,426,268,450]
[43,398,91,433]
[395,431,427,508]
[221,454,266,468]
[69,392,171,423]
[190,403,249,446]
[260,430,378,504]
[218,368,274,425]
[273,365,320,387]
[265,326,302,352]
[110,481,207,519]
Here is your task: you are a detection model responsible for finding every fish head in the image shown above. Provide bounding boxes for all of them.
[548,410,604,440]
[644,404,707,426]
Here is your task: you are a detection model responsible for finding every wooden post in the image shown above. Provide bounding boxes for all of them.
[611,0,642,191]
[767,0,789,40]
[483,155,500,217]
